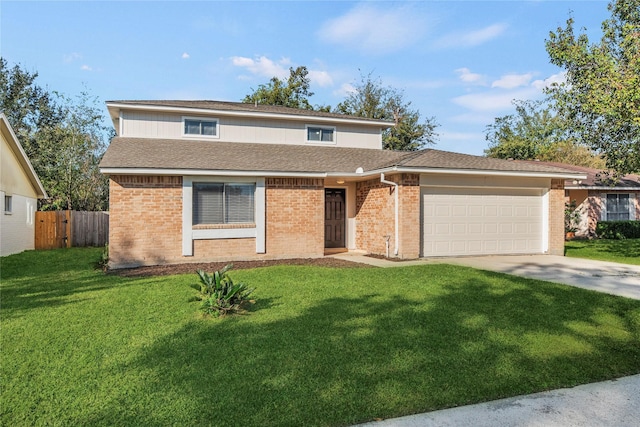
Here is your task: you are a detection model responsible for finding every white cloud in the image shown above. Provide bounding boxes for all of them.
[531,72,567,90]
[333,83,356,98]
[231,56,290,79]
[455,68,487,85]
[318,4,428,54]
[435,23,508,49]
[491,73,533,89]
[439,130,486,142]
[63,52,82,63]
[308,70,333,87]
[80,64,93,71]
[181,52,190,59]
[452,88,537,112]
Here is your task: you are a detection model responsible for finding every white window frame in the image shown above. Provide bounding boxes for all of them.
[305,125,336,145]
[601,193,635,221]
[182,176,265,256]
[182,116,219,139]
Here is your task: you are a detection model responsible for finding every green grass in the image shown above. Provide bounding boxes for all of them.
[2,248,640,426]
[565,238,640,265]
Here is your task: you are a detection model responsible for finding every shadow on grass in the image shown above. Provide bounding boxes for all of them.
[78,271,640,427]
[566,239,640,262]
[601,239,640,259]
[1,248,134,318]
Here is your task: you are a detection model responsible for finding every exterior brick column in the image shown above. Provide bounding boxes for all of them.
[549,179,565,255]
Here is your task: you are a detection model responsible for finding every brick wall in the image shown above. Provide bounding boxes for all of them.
[109,175,183,267]
[356,178,394,256]
[109,175,327,268]
[548,179,565,255]
[266,178,324,258]
[356,174,420,259]
[398,174,421,259]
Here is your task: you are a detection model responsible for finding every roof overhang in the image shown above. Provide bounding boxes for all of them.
[101,165,587,182]
[106,102,393,131]
[566,186,640,191]
[1,113,47,198]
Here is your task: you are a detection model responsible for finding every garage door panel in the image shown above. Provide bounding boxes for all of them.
[422,187,543,257]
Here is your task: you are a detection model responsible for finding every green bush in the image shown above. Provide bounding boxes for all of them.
[95,243,109,272]
[192,264,254,317]
[596,221,640,239]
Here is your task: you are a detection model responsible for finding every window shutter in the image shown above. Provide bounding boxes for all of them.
[601,194,607,221]
[630,194,637,220]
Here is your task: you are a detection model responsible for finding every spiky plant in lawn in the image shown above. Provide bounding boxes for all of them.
[192,264,254,317]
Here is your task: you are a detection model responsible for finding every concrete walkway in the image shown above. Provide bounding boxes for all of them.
[330,252,640,300]
[433,255,640,300]
[355,374,640,427]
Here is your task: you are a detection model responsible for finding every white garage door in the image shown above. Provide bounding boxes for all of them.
[422,187,544,257]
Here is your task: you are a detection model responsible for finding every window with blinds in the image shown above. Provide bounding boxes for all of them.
[193,183,255,225]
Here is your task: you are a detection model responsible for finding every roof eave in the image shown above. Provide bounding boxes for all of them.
[566,186,640,190]
[106,102,393,128]
[1,114,48,198]
[382,166,588,180]
[101,166,588,181]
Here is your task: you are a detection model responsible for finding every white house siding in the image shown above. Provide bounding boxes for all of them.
[0,192,37,256]
[120,111,382,149]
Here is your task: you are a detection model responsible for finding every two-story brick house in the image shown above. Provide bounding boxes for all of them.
[99,100,584,268]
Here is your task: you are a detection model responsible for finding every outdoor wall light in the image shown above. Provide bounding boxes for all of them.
[336,180,345,184]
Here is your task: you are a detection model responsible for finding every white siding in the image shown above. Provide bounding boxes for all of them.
[120,111,382,149]
[0,192,37,256]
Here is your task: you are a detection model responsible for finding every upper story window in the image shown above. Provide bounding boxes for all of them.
[183,117,219,138]
[306,125,336,144]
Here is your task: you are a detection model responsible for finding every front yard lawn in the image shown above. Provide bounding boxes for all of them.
[2,248,640,426]
[565,238,640,265]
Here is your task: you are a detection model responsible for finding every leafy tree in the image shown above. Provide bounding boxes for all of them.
[485,99,605,168]
[0,59,111,210]
[335,72,438,151]
[243,66,316,110]
[545,0,640,174]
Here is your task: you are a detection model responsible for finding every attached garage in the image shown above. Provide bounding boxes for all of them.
[421,179,548,257]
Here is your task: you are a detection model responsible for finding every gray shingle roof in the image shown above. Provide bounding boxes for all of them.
[520,161,640,188]
[100,137,582,176]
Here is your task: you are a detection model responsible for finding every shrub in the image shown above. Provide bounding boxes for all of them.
[192,264,254,317]
[596,221,640,239]
[564,200,581,233]
[95,243,109,272]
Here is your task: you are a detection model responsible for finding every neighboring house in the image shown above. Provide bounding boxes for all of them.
[99,100,585,268]
[527,162,640,238]
[0,113,47,256]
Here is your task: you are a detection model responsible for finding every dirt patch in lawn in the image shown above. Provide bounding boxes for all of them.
[111,257,373,278]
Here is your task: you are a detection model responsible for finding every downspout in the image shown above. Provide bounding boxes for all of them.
[380,173,399,256]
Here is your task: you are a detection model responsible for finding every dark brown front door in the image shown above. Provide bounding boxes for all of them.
[325,189,346,248]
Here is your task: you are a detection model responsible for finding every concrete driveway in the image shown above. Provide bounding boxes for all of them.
[438,255,640,300]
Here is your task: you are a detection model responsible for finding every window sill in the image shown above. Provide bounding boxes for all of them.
[192,226,256,240]
[193,223,256,230]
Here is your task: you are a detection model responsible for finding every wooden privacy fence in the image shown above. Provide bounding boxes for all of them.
[35,211,109,249]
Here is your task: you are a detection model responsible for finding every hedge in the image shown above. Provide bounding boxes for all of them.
[596,221,640,239]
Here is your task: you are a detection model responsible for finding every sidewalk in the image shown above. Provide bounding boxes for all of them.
[355,374,640,427]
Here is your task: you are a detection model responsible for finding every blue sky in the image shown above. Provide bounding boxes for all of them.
[2,1,607,155]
